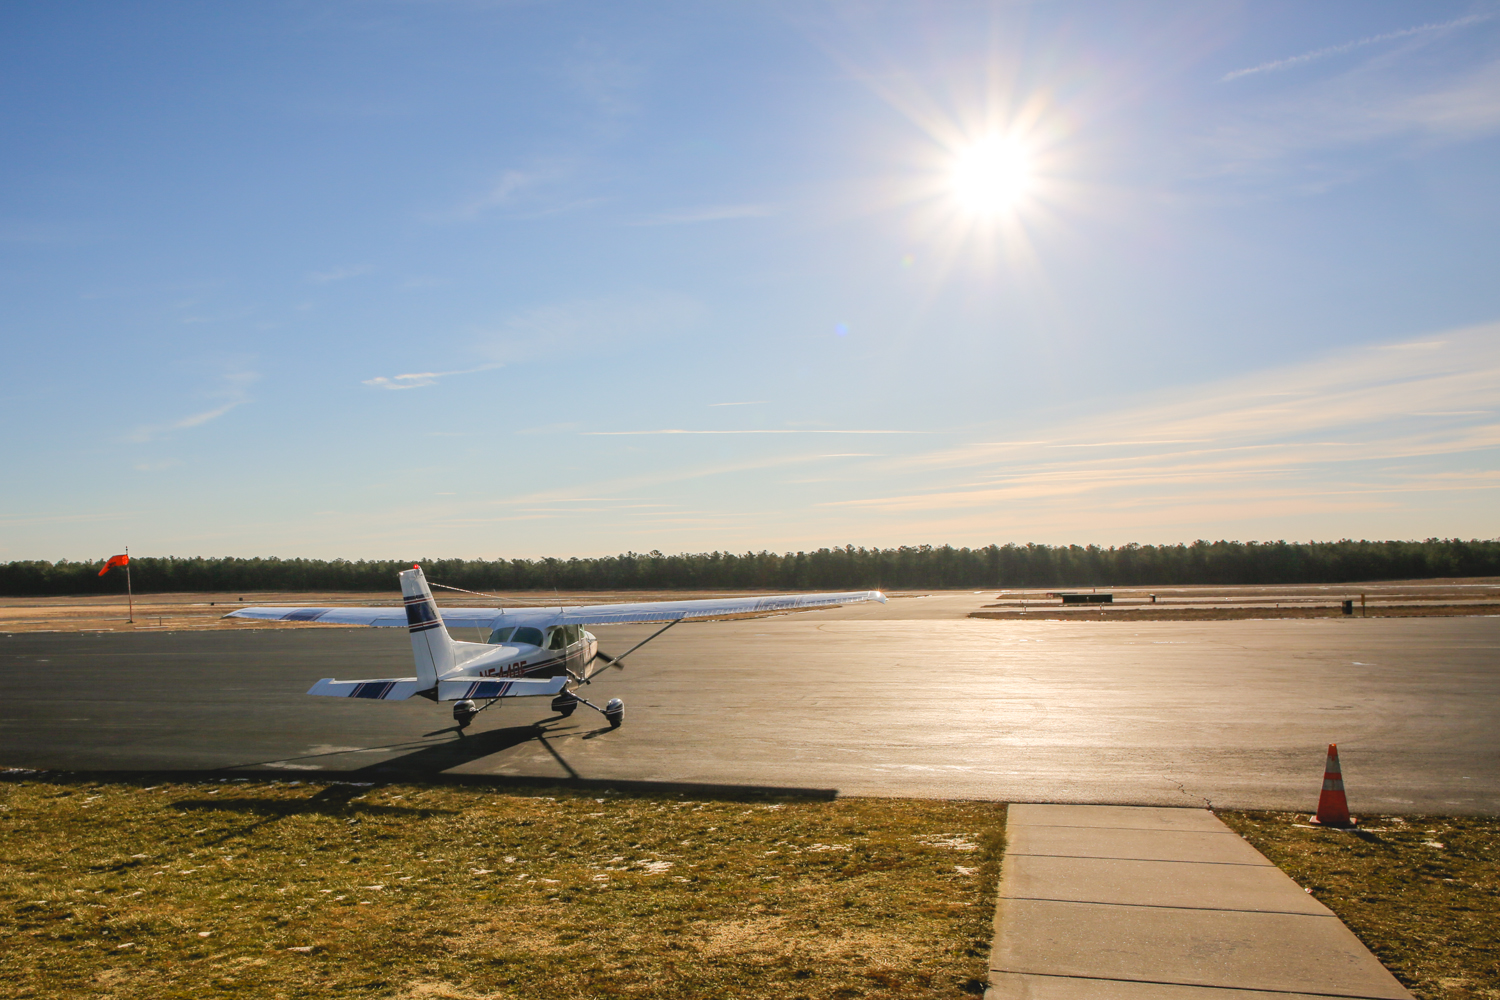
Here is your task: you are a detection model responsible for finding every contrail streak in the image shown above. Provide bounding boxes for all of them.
[1221,12,1492,83]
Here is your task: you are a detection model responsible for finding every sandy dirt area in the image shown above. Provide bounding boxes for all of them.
[0,589,846,633]
[973,578,1500,621]
[2,578,1497,632]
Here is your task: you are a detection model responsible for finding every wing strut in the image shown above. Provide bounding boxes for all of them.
[578,617,683,684]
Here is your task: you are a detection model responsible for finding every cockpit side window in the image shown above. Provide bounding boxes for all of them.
[546,624,589,648]
[510,626,544,647]
[487,626,516,645]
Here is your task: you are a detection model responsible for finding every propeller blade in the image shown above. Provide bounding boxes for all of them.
[581,618,682,682]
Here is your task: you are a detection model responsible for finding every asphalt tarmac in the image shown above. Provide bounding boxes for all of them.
[3,595,1496,812]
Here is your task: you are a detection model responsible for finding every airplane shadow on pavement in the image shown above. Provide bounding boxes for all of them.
[352,719,602,778]
[1,715,839,802]
[203,713,591,777]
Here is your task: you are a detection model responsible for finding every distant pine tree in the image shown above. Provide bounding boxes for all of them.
[5,539,1498,596]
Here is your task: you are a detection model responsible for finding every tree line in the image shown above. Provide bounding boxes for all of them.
[3,538,1498,596]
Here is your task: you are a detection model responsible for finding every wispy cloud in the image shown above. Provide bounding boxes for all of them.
[1221,13,1493,82]
[1385,58,1500,138]
[0,220,93,244]
[0,510,144,527]
[566,38,642,123]
[479,292,703,366]
[127,370,258,443]
[462,169,535,215]
[307,265,369,284]
[367,326,1497,550]
[1204,20,1500,189]
[456,452,839,520]
[129,401,244,441]
[820,324,1500,532]
[426,168,575,222]
[632,204,778,226]
[362,363,501,390]
[582,428,921,436]
[709,400,768,407]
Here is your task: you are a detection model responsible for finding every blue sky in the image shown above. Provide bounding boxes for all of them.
[3,1,1498,560]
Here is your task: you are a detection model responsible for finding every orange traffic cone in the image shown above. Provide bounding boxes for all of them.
[1309,743,1356,827]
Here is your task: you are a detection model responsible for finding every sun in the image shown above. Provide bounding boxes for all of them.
[949,135,1033,216]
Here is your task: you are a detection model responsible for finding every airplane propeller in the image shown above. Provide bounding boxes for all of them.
[578,618,682,684]
[577,649,622,685]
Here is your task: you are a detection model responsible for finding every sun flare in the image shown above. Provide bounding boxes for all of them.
[949,135,1033,215]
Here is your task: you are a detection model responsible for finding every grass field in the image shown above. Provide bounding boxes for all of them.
[6,777,1496,1000]
[1221,811,1500,1000]
[0,777,1003,1000]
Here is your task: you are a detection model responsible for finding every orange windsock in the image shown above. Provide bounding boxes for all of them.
[99,554,129,576]
[1310,743,1356,827]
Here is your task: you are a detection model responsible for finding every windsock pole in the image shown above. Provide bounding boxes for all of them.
[125,546,133,624]
[1309,743,1356,827]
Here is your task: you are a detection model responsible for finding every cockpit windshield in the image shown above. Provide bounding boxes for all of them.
[488,625,544,647]
[511,627,544,647]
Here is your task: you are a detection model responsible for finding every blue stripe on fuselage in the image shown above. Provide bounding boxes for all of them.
[471,645,589,682]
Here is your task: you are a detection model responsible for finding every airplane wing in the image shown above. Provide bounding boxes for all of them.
[225,591,885,628]
[551,590,886,626]
[223,606,501,628]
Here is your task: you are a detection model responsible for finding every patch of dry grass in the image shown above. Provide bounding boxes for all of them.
[1220,811,1500,1000]
[0,777,1003,999]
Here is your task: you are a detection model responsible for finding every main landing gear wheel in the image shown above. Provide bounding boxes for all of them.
[604,698,624,729]
[551,691,579,717]
[453,699,477,729]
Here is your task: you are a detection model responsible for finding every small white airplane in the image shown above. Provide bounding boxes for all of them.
[226,564,885,730]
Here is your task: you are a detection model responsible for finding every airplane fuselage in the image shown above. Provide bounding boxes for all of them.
[448,625,599,683]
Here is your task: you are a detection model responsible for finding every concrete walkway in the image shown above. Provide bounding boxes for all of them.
[989,804,1414,999]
